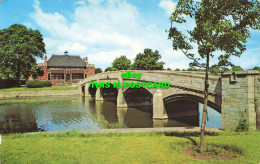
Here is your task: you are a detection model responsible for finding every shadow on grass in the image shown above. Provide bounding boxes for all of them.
[164,131,242,160]
[163,131,220,137]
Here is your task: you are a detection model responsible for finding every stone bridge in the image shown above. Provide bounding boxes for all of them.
[78,70,260,130]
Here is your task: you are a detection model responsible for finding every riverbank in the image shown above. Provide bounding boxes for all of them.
[0,86,80,99]
[0,131,259,163]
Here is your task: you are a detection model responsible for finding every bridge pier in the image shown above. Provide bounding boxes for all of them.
[95,87,104,101]
[84,83,91,97]
[153,89,168,119]
[78,86,83,95]
[222,70,259,131]
[117,87,128,108]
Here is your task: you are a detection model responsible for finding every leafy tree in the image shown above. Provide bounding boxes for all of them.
[168,0,259,151]
[0,24,46,80]
[132,48,165,70]
[112,55,131,70]
[209,65,230,74]
[187,67,198,71]
[104,67,118,72]
[209,65,221,74]
[175,68,180,71]
[253,66,260,71]
[231,66,244,71]
[95,67,103,74]
[167,68,172,71]
[197,69,206,72]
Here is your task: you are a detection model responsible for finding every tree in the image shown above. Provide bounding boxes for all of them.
[232,66,244,71]
[167,68,172,71]
[132,48,165,70]
[95,67,103,74]
[112,55,131,70]
[175,68,180,71]
[168,0,259,151]
[0,24,46,80]
[187,67,198,71]
[104,67,118,72]
[253,66,260,71]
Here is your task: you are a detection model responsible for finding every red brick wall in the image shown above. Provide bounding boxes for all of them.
[87,68,95,77]
[38,64,47,81]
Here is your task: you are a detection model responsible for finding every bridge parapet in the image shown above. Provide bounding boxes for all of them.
[79,70,221,96]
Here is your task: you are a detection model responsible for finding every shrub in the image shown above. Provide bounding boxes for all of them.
[19,79,26,85]
[235,119,249,132]
[26,81,52,88]
[0,79,19,89]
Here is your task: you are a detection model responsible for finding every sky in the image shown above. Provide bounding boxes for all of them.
[0,0,259,70]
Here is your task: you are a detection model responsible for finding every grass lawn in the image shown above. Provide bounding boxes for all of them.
[0,131,259,163]
[0,86,78,91]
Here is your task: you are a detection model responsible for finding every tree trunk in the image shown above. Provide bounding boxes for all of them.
[200,53,209,151]
[16,61,21,81]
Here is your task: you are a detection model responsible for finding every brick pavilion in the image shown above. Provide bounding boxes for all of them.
[36,51,95,84]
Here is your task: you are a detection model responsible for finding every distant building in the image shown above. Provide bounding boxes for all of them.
[35,51,95,84]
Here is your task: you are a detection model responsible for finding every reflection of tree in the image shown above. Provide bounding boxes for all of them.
[35,100,87,131]
[0,104,39,133]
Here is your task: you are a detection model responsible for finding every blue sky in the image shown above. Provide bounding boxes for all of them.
[0,0,259,70]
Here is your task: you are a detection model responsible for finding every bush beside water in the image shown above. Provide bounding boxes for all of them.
[26,81,52,88]
[0,79,26,89]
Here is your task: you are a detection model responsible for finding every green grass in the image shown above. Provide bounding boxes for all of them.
[0,131,259,163]
[0,86,78,91]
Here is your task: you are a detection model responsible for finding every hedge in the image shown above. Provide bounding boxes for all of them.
[26,81,52,88]
[0,79,20,89]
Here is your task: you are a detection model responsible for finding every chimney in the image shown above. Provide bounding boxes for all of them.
[64,50,68,56]
[44,55,47,62]
[85,57,88,64]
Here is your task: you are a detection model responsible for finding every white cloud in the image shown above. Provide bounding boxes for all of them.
[159,0,176,15]
[30,0,258,70]
[58,43,87,53]
[31,0,176,69]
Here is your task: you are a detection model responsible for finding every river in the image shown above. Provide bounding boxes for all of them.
[0,96,221,133]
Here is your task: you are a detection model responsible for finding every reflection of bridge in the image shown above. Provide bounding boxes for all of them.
[78,70,260,130]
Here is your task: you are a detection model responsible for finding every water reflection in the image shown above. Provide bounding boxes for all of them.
[0,96,221,134]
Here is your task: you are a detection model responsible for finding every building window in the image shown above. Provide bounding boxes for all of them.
[51,73,64,80]
[72,74,84,79]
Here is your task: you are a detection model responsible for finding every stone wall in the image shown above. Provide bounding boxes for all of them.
[255,75,260,130]
[221,70,259,130]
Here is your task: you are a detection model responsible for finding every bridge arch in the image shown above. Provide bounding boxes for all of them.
[88,84,97,97]
[100,83,118,100]
[163,94,221,113]
[124,87,153,106]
